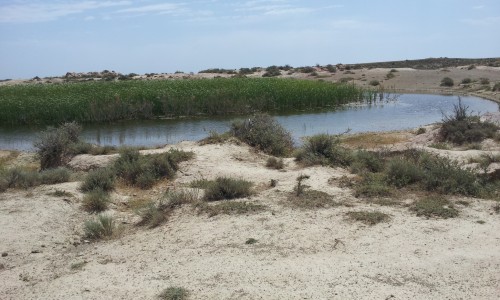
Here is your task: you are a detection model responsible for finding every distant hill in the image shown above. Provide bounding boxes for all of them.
[349,57,500,70]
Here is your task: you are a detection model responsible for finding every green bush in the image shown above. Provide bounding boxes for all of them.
[34,122,82,170]
[439,98,499,144]
[354,173,393,198]
[204,177,253,201]
[440,77,454,87]
[411,196,458,219]
[84,214,114,240]
[351,150,384,173]
[262,66,281,77]
[113,148,193,189]
[82,190,110,213]
[80,168,115,192]
[158,287,189,300]
[39,167,71,184]
[461,78,472,84]
[231,114,294,156]
[295,134,352,167]
[386,158,424,187]
[265,157,284,169]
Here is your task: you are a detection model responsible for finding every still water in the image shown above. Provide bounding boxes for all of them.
[1,94,497,151]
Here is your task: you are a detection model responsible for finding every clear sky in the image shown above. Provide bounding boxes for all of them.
[0,0,499,79]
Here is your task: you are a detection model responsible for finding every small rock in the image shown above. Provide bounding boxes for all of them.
[1,252,7,257]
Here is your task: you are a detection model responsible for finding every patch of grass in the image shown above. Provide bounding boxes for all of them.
[479,78,490,85]
[411,196,458,219]
[84,214,114,240]
[113,148,194,189]
[354,173,393,198]
[82,189,110,213]
[39,167,71,184]
[197,201,265,217]
[346,211,390,225]
[429,143,450,150]
[199,130,232,145]
[492,82,500,91]
[189,179,213,189]
[440,77,454,87]
[266,157,284,169]
[245,238,258,244]
[350,150,384,173]
[158,287,189,300]
[137,190,197,228]
[369,80,380,86]
[476,220,485,224]
[80,168,115,193]
[461,78,472,84]
[385,72,395,80]
[48,189,73,197]
[341,132,406,148]
[287,189,340,209]
[416,127,426,135]
[295,134,352,167]
[231,114,294,156]
[70,261,87,270]
[203,177,253,201]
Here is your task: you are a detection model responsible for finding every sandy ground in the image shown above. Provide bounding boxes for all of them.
[1,131,500,299]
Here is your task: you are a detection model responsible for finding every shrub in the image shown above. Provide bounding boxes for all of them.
[138,190,197,227]
[158,287,189,300]
[492,82,500,91]
[385,72,395,79]
[262,66,281,77]
[82,190,110,213]
[295,134,352,167]
[0,167,40,189]
[231,114,294,156]
[346,211,390,225]
[84,214,114,240]
[411,196,458,219]
[350,150,384,173]
[203,177,253,201]
[80,168,115,192]
[326,64,336,73]
[416,127,426,135]
[287,189,339,209]
[369,80,380,86]
[354,173,393,198]
[386,158,424,188]
[439,98,499,144]
[265,157,284,169]
[199,130,231,145]
[480,78,490,85]
[461,78,472,84]
[34,122,82,170]
[39,167,71,184]
[113,148,193,189]
[440,77,454,87]
[300,66,315,73]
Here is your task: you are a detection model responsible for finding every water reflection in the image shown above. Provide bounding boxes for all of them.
[0,94,497,151]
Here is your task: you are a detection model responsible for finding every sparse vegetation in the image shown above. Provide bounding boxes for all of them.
[203,177,253,201]
[440,77,454,87]
[461,78,472,84]
[266,157,284,169]
[158,287,189,300]
[199,130,232,145]
[84,214,114,240]
[411,196,458,219]
[231,114,294,156]
[369,80,380,86]
[346,211,390,225]
[48,189,73,197]
[416,127,426,135]
[138,190,197,228]
[34,122,81,169]
[82,189,110,213]
[262,66,281,77]
[287,189,339,209]
[439,98,498,145]
[245,238,258,244]
[80,168,115,193]
[295,134,352,167]
[196,201,265,217]
[0,166,70,190]
[492,82,500,91]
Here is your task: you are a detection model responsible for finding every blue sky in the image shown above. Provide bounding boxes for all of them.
[0,0,499,79]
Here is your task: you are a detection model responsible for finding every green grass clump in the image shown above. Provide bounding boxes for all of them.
[39,167,71,184]
[265,157,284,169]
[203,177,253,201]
[138,190,197,228]
[354,173,393,198]
[80,168,115,193]
[0,78,371,125]
[48,189,73,197]
[196,201,265,217]
[411,196,458,219]
[199,130,232,145]
[113,148,193,189]
[461,78,472,84]
[231,114,294,156]
[158,287,189,300]
[287,189,340,209]
[0,166,71,190]
[82,190,110,213]
[84,214,114,240]
[346,211,390,225]
[350,150,384,174]
[295,134,352,167]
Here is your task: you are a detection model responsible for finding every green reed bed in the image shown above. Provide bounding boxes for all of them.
[0,78,373,125]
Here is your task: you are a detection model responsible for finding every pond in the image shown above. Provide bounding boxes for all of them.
[0,94,497,151]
